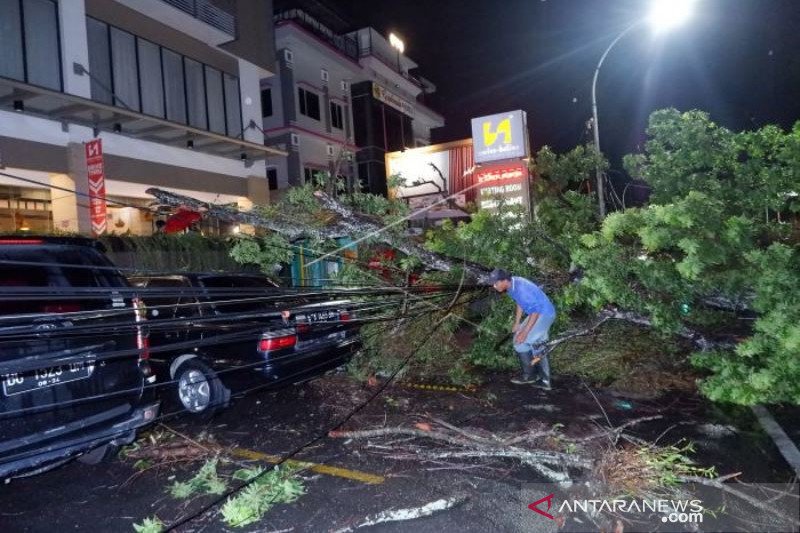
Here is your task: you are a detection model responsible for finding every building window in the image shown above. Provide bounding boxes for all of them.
[298,87,320,121]
[224,73,243,137]
[205,66,226,134]
[110,27,140,111]
[0,0,61,91]
[261,88,273,117]
[138,38,164,117]
[304,167,320,184]
[330,101,344,130]
[85,17,243,138]
[184,58,207,129]
[267,168,278,190]
[162,49,187,124]
[86,17,112,104]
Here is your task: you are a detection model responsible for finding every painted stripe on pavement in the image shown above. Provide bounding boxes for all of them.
[231,447,385,485]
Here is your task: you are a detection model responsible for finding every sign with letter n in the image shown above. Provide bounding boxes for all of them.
[85,139,107,236]
[471,110,529,164]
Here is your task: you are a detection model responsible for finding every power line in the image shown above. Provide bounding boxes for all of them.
[162,270,470,531]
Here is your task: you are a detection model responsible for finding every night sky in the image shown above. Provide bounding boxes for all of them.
[338,0,800,168]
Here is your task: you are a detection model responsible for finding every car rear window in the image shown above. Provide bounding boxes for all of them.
[132,277,198,319]
[199,276,275,314]
[0,245,128,316]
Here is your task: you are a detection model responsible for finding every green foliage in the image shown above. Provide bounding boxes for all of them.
[635,441,716,488]
[467,297,518,371]
[576,109,800,404]
[220,466,305,528]
[132,516,164,533]
[229,233,293,275]
[168,458,227,499]
[101,233,245,272]
[349,310,473,384]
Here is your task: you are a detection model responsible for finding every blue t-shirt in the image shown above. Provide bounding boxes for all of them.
[508,276,555,317]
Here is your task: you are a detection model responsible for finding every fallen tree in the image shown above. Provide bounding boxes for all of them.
[146,187,492,283]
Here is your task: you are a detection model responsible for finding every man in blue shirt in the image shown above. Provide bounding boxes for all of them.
[489,268,556,389]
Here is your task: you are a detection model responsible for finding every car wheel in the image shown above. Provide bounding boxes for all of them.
[175,359,227,416]
[78,443,119,465]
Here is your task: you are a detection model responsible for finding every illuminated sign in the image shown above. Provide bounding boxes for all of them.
[471,110,529,164]
[85,139,107,236]
[372,82,414,117]
[475,160,531,215]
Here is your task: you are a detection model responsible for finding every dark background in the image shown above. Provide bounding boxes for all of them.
[334,0,800,170]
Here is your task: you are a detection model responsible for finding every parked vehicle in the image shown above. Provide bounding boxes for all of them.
[0,236,159,480]
[129,273,360,417]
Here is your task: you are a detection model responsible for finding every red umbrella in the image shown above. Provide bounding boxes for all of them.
[164,207,202,233]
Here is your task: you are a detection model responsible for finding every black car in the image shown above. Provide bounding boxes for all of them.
[130,273,360,416]
[0,237,159,480]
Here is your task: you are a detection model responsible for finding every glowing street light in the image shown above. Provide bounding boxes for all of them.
[591,0,696,217]
[389,32,405,73]
[389,32,405,54]
[648,0,696,34]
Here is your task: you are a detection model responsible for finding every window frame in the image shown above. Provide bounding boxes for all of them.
[2,0,64,91]
[330,100,344,130]
[261,87,273,118]
[297,86,321,121]
[85,16,243,138]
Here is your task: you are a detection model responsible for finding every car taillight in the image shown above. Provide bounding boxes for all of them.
[138,336,150,360]
[132,298,150,361]
[42,303,82,313]
[339,310,351,322]
[0,239,44,245]
[258,329,297,352]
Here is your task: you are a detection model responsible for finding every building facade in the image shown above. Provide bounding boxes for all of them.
[0,0,284,236]
[263,5,444,198]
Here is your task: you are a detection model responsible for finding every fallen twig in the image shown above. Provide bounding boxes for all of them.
[679,475,800,527]
[331,495,467,532]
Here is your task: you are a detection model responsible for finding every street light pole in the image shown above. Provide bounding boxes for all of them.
[591,23,638,219]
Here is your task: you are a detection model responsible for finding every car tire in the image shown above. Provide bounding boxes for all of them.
[78,443,120,465]
[174,359,228,417]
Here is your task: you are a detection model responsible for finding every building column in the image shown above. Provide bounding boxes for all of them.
[57,142,92,235]
[58,0,91,98]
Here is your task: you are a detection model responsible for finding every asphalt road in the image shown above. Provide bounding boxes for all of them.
[0,373,794,532]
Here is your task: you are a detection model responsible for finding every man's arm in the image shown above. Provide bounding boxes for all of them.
[515,312,540,344]
[512,304,523,332]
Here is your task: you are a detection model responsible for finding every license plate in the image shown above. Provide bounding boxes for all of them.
[304,311,338,322]
[2,361,94,396]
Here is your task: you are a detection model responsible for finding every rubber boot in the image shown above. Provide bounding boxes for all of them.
[511,351,535,385]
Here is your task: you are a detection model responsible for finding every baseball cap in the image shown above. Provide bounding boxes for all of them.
[487,268,511,284]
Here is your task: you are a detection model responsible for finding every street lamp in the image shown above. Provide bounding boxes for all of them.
[591,0,696,217]
[389,32,405,73]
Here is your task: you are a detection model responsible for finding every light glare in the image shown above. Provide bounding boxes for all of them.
[389,32,405,54]
[649,0,695,33]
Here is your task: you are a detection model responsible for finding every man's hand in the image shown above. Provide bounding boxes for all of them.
[514,313,540,345]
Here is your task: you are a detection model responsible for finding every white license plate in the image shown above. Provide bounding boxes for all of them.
[2,361,94,396]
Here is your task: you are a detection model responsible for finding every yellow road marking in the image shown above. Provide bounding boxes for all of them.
[396,381,478,393]
[231,447,385,485]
